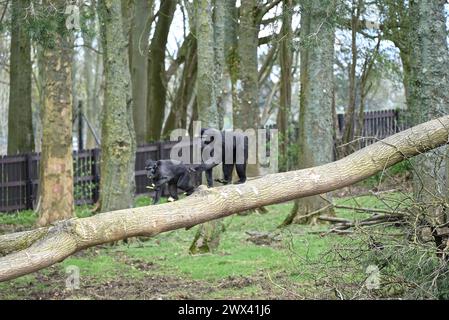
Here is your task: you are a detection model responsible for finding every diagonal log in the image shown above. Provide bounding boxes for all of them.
[1,116,449,282]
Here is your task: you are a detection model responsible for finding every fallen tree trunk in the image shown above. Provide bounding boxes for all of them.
[1,115,449,281]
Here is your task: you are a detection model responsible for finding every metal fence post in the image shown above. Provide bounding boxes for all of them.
[158,141,164,159]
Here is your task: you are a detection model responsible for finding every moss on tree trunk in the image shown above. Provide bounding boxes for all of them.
[98,0,136,213]
[8,0,33,155]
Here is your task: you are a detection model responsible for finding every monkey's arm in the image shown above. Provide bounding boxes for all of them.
[154,177,170,188]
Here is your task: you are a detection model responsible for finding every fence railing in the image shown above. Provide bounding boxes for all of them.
[336,109,408,147]
[1,109,407,213]
[0,141,181,213]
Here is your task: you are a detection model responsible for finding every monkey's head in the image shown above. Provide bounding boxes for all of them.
[145,159,159,181]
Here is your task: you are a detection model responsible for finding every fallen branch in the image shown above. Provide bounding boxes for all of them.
[320,212,404,234]
[1,115,449,281]
[333,205,408,216]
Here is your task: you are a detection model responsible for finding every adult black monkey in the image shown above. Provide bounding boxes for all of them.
[145,159,217,204]
[201,128,249,187]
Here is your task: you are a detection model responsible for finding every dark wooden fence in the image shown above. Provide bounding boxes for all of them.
[0,109,406,213]
[0,141,181,213]
[336,109,407,147]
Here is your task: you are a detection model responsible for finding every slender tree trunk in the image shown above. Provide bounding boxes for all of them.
[224,0,237,129]
[98,0,136,212]
[380,1,410,126]
[282,0,336,226]
[355,39,380,147]
[71,43,80,148]
[147,0,176,142]
[189,0,222,254]
[82,30,96,148]
[37,0,74,227]
[234,0,259,130]
[8,0,34,154]
[341,0,361,156]
[82,7,103,149]
[196,0,218,126]
[189,97,198,135]
[33,45,45,153]
[234,0,262,183]
[130,0,153,144]
[277,0,292,172]
[407,0,449,226]
[92,39,104,146]
[214,0,226,129]
[163,35,197,135]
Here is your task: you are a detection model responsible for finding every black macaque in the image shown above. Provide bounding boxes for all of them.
[201,128,249,187]
[145,159,216,204]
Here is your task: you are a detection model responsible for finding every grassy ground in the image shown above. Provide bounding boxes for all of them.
[0,186,410,300]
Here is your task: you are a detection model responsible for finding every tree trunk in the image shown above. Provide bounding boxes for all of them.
[98,0,136,213]
[130,0,153,145]
[37,0,74,227]
[196,0,219,126]
[283,0,336,226]
[223,0,237,129]
[234,0,259,130]
[163,35,197,135]
[355,38,380,146]
[92,40,104,147]
[341,0,361,156]
[8,0,34,154]
[232,0,263,186]
[189,0,222,255]
[82,9,102,149]
[213,0,226,129]
[277,0,292,172]
[33,46,45,153]
[147,0,176,142]
[407,0,449,226]
[82,30,96,148]
[1,115,449,281]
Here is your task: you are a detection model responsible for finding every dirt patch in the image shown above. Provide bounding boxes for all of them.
[218,276,255,289]
[1,264,317,300]
[1,267,214,300]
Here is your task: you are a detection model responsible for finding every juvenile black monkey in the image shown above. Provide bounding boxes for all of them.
[145,159,217,204]
[201,128,249,187]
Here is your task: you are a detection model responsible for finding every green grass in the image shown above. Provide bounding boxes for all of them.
[360,161,412,188]
[0,210,38,227]
[0,205,96,227]
[0,192,411,299]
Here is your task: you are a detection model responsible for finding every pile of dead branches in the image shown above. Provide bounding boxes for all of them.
[319,205,406,234]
